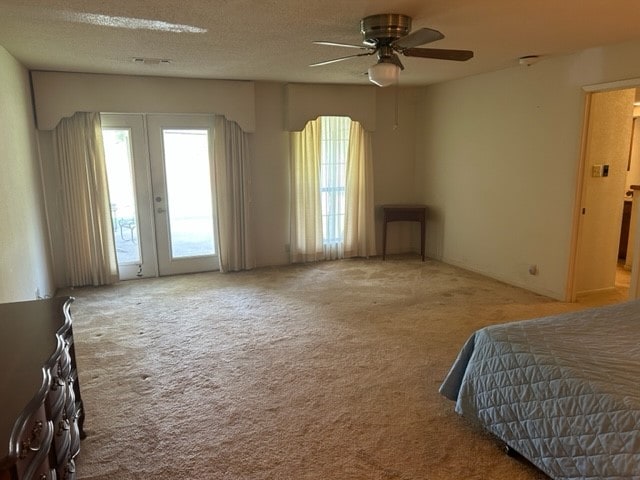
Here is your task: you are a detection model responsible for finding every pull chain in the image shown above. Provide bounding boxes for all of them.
[393,84,399,130]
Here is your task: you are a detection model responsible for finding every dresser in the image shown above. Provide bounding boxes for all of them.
[0,297,85,480]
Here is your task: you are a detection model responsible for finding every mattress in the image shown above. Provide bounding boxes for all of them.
[440,300,640,480]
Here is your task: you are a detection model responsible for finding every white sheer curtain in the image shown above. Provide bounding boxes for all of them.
[54,112,118,286]
[290,118,324,262]
[212,115,255,272]
[344,121,376,257]
[290,117,375,263]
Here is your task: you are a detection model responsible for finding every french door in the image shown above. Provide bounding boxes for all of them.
[102,113,219,279]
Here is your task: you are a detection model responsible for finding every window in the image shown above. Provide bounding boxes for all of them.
[319,116,350,244]
[290,115,375,263]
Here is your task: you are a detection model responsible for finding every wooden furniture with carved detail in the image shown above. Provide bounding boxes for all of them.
[0,297,85,480]
[381,205,427,261]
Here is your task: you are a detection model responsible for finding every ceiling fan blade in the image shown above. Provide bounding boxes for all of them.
[402,47,474,61]
[314,41,370,50]
[392,27,444,49]
[309,51,374,67]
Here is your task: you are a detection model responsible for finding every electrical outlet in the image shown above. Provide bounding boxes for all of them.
[591,165,602,177]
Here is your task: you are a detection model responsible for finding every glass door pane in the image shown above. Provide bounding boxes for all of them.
[102,114,158,280]
[147,114,218,276]
[103,128,141,264]
[162,129,216,259]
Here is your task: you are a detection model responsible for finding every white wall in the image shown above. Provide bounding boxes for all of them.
[284,83,377,132]
[371,87,424,254]
[251,82,291,266]
[31,72,256,132]
[416,39,640,300]
[0,47,54,302]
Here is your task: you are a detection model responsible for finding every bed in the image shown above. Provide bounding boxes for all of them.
[439,300,640,479]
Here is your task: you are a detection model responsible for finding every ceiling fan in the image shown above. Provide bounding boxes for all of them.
[311,14,474,87]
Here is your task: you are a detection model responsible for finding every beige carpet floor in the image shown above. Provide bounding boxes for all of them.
[64,256,626,479]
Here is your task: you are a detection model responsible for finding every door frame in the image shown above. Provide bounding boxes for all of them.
[567,79,640,301]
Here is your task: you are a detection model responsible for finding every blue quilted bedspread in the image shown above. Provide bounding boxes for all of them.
[440,300,640,479]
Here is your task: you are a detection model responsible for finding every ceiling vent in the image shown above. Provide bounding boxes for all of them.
[131,57,172,65]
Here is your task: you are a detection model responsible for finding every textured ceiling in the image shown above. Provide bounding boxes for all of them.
[1,0,640,86]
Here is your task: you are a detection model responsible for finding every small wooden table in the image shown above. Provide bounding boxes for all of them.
[381,205,427,261]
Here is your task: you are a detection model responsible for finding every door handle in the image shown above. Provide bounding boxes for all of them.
[157,208,166,213]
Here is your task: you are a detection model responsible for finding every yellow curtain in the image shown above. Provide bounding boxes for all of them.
[344,121,376,258]
[290,118,375,263]
[290,119,324,262]
[54,112,118,286]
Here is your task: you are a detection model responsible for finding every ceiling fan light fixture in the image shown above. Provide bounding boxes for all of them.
[368,61,400,87]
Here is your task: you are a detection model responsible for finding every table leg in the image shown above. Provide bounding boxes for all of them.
[420,218,425,262]
[382,217,388,260]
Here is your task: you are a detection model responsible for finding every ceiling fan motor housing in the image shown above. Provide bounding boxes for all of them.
[361,14,412,46]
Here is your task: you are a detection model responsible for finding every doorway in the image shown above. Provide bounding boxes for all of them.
[102,113,219,280]
[571,88,636,302]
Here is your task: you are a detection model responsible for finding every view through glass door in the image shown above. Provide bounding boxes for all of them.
[102,113,219,279]
[147,115,218,276]
[102,114,158,279]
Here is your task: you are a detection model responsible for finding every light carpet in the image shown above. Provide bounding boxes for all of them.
[64,257,622,479]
